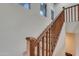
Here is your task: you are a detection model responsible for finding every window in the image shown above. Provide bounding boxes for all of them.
[51,10,54,20]
[40,3,47,17]
[20,3,31,10]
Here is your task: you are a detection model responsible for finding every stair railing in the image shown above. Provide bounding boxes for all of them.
[26,8,65,56]
[64,4,79,22]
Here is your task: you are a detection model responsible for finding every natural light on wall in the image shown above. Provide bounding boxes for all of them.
[65,33,75,56]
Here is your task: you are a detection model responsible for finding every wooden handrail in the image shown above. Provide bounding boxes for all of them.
[64,4,79,9]
[33,11,64,46]
[26,10,64,56]
[26,37,37,56]
[25,4,79,56]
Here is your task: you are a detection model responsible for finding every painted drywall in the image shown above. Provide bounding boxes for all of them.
[0,3,53,56]
[65,33,76,55]
[66,33,79,56]
[53,23,65,56]
[75,33,79,56]
[66,22,79,33]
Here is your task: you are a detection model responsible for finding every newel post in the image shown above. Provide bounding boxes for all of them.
[26,37,36,56]
[78,4,79,21]
[62,7,65,22]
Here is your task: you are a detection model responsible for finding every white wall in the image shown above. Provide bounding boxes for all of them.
[66,22,79,33]
[66,32,79,56]
[75,33,79,56]
[53,23,65,56]
[65,33,76,55]
[0,3,52,56]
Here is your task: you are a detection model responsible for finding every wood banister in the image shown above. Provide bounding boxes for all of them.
[26,37,37,56]
[64,4,79,22]
[26,10,64,56]
[64,4,79,9]
[78,4,79,21]
[25,4,79,56]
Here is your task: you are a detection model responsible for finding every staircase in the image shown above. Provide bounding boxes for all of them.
[25,4,79,56]
[26,10,64,56]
